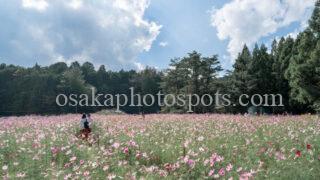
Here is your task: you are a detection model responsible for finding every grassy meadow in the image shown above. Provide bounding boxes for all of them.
[0,114,319,179]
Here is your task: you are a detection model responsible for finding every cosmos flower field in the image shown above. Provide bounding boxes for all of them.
[0,114,320,179]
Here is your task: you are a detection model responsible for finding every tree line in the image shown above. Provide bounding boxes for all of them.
[0,1,319,116]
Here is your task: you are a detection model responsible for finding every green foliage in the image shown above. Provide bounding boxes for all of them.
[161,51,222,113]
[228,0,320,114]
[231,45,252,113]
[0,61,164,115]
[130,67,162,113]
[286,24,319,113]
[309,0,320,37]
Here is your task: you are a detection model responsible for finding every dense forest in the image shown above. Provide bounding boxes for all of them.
[0,1,320,116]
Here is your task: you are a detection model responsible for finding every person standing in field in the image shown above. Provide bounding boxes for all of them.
[80,113,91,139]
[86,113,92,125]
[80,113,90,129]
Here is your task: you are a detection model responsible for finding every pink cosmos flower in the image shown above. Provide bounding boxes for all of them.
[218,168,225,176]
[128,140,138,147]
[123,147,129,154]
[103,165,109,171]
[183,156,189,163]
[295,150,301,158]
[208,169,215,176]
[159,170,168,177]
[64,163,71,168]
[275,151,286,160]
[112,142,120,149]
[210,153,224,167]
[51,146,60,155]
[83,171,90,176]
[307,144,312,150]
[226,163,233,172]
[135,152,142,159]
[164,163,173,172]
[240,171,253,180]
[70,156,77,162]
[187,159,195,168]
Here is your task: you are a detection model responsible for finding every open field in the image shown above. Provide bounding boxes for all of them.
[0,114,320,179]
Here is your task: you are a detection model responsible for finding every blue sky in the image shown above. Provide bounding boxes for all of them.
[139,0,230,69]
[0,0,316,72]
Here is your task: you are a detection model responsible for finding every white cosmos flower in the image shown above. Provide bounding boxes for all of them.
[2,165,8,171]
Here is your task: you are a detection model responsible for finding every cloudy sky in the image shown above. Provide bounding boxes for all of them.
[0,0,316,71]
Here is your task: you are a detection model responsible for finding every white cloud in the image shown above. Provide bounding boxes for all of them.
[134,62,145,71]
[159,41,168,47]
[22,0,49,12]
[210,0,315,60]
[0,0,161,70]
[67,0,83,10]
